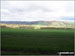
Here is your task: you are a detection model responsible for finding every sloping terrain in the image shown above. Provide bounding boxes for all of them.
[0,21,74,29]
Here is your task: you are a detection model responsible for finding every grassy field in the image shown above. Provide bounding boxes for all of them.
[1,28,74,55]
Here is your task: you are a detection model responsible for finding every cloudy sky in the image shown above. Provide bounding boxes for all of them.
[1,1,74,22]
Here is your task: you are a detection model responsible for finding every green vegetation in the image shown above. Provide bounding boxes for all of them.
[1,28,74,55]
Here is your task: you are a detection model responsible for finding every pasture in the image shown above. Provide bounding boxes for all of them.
[1,28,74,55]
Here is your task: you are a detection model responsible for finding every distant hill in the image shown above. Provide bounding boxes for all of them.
[0,21,74,28]
[0,21,47,25]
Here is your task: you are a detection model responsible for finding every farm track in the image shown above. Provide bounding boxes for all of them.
[1,49,57,55]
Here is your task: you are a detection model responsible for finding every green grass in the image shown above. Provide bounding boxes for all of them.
[1,28,74,55]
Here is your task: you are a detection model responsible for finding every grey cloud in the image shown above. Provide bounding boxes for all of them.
[6,4,52,14]
[27,5,52,12]
[1,1,74,21]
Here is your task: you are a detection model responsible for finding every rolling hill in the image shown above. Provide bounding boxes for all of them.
[0,21,74,29]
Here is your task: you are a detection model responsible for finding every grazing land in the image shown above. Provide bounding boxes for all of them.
[1,28,74,55]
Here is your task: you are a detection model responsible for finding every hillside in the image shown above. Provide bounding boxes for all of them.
[0,21,74,25]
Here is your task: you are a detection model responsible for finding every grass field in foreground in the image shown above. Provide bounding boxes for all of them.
[1,28,74,55]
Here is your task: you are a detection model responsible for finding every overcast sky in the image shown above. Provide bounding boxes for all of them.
[1,1,74,22]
